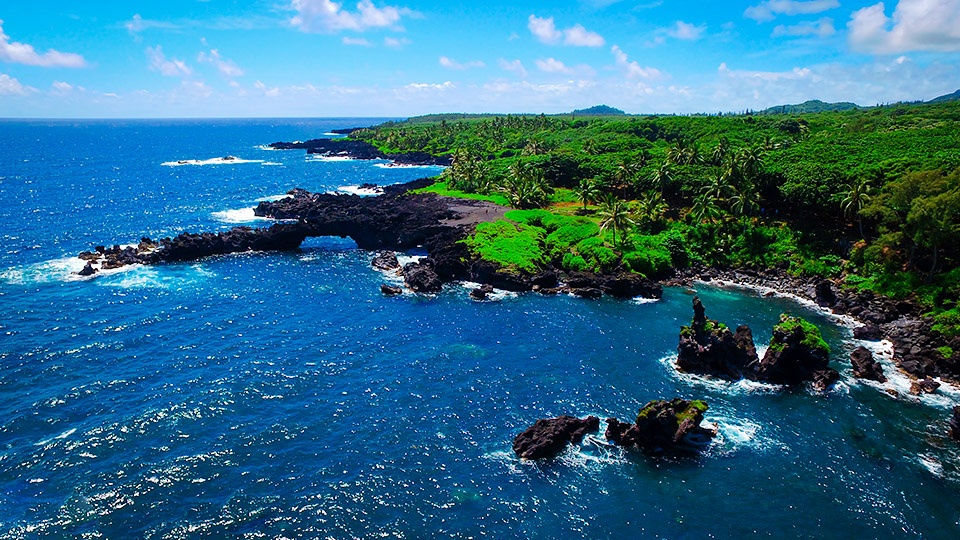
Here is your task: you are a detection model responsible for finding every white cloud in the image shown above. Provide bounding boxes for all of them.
[536,57,573,74]
[528,15,562,44]
[611,45,664,79]
[498,58,528,78]
[528,15,605,47]
[147,46,192,77]
[0,20,86,68]
[438,56,485,70]
[255,80,281,97]
[383,36,410,48]
[342,36,372,46]
[0,73,34,95]
[403,81,455,91]
[290,0,413,33]
[197,49,244,77]
[848,0,960,53]
[667,21,706,40]
[773,17,836,37]
[564,24,605,46]
[744,0,840,22]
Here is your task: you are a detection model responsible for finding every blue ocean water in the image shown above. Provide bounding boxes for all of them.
[1,119,958,539]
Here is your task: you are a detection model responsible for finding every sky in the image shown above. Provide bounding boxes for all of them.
[1,0,959,117]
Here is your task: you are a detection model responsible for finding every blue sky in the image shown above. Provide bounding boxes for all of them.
[1,0,959,117]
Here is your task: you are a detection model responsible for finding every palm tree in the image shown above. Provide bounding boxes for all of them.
[711,137,729,166]
[500,161,552,209]
[636,189,668,226]
[575,178,601,211]
[729,183,760,218]
[598,193,635,249]
[840,176,874,238]
[651,162,673,196]
[691,194,722,224]
[700,172,734,205]
[737,146,765,180]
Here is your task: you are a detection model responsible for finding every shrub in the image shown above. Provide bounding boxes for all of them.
[462,220,545,274]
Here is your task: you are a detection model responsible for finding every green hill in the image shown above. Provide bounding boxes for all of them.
[572,105,626,116]
[760,99,860,115]
[928,89,960,104]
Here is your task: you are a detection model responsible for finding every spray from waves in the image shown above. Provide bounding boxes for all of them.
[337,185,383,196]
[1,257,88,285]
[161,157,263,167]
[97,265,214,290]
[850,339,960,409]
[656,352,784,396]
[459,281,519,302]
[211,207,270,224]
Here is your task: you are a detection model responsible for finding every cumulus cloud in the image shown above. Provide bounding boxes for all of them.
[290,0,414,33]
[528,15,605,47]
[773,17,836,37]
[848,0,960,53]
[498,58,528,78]
[438,56,485,70]
[383,36,411,48]
[0,72,34,95]
[197,49,244,77]
[536,57,573,74]
[611,45,664,79]
[147,46,192,77]
[667,21,706,40]
[0,20,86,68]
[744,0,840,22]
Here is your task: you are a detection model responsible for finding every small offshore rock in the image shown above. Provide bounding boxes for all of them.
[372,251,400,271]
[402,262,443,293]
[910,378,940,395]
[850,346,886,382]
[949,406,960,442]
[76,262,97,276]
[513,415,600,460]
[469,284,495,300]
[605,398,716,454]
[811,368,841,392]
[380,284,403,296]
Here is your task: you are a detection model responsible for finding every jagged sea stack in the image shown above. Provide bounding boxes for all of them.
[756,314,835,385]
[605,399,717,454]
[676,296,759,379]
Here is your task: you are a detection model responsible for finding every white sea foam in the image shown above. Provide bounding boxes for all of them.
[657,353,783,396]
[631,296,660,305]
[373,163,446,170]
[918,454,945,477]
[162,156,263,167]
[211,207,269,224]
[254,194,291,202]
[850,338,960,408]
[459,281,519,302]
[338,185,383,196]
[1,257,87,285]
[307,155,354,162]
[261,161,283,166]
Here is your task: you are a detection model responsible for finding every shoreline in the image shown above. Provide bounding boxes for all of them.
[665,265,960,390]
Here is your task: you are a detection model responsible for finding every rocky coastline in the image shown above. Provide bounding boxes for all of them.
[268,138,451,167]
[665,266,960,385]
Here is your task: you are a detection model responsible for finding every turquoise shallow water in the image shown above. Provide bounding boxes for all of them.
[1,119,958,538]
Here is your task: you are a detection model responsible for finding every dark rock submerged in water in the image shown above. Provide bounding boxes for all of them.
[372,251,400,271]
[402,262,443,293]
[950,406,960,442]
[513,416,600,460]
[605,399,716,454]
[851,346,886,382]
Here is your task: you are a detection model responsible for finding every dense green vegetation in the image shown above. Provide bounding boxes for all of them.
[352,101,960,333]
[769,315,831,355]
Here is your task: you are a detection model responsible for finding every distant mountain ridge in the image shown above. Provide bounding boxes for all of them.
[759,99,860,115]
[929,89,960,103]
[572,105,625,116]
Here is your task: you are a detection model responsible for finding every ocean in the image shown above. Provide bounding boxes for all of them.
[1,119,958,538]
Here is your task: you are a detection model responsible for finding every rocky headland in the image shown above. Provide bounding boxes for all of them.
[268,138,451,166]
